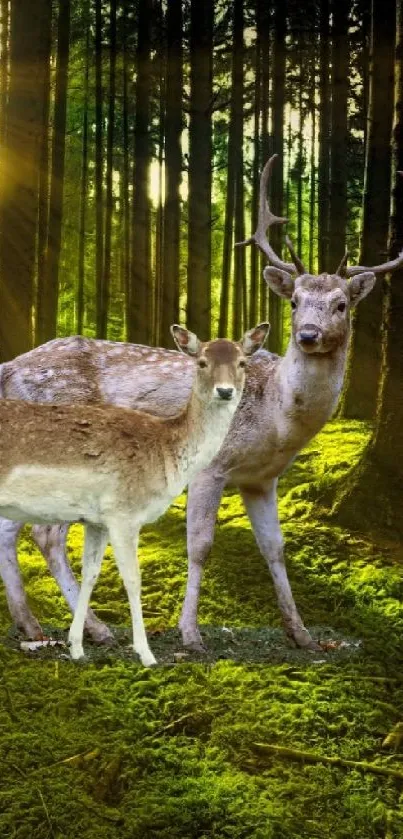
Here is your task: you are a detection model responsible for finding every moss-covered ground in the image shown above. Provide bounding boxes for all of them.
[2,421,403,837]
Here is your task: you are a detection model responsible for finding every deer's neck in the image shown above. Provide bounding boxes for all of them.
[278,336,348,429]
[168,388,237,487]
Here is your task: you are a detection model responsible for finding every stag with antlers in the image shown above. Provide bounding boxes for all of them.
[0,156,401,652]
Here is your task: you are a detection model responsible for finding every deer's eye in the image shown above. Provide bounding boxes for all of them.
[239,359,246,368]
[291,300,297,310]
[337,301,346,312]
[198,359,207,368]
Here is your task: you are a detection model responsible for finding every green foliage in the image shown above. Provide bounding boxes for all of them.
[2,421,403,837]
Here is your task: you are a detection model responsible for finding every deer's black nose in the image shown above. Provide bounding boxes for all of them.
[299,326,320,344]
[216,387,234,400]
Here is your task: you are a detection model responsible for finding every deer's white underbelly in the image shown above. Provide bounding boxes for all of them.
[0,465,116,525]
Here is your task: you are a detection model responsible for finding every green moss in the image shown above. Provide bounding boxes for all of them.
[1,420,403,837]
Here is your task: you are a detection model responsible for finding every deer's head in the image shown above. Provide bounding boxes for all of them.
[263,267,375,354]
[237,154,403,356]
[171,323,270,403]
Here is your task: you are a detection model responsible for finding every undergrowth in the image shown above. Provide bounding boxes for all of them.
[1,420,403,838]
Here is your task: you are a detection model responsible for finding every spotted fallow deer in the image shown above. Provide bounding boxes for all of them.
[0,325,269,663]
[1,156,402,652]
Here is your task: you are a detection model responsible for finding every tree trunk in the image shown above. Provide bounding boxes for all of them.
[0,0,52,360]
[160,0,182,348]
[342,0,396,420]
[187,0,213,338]
[0,0,9,145]
[309,75,316,274]
[318,0,330,272]
[36,0,70,345]
[328,0,349,274]
[35,1,52,341]
[128,0,153,344]
[95,0,104,337]
[100,0,116,339]
[154,0,165,346]
[333,0,403,538]
[259,0,271,322]
[231,0,244,339]
[122,0,131,340]
[77,0,90,335]
[249,0,262,327]
[268,0,286,353]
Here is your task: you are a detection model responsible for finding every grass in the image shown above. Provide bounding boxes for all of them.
[1,420,403,837]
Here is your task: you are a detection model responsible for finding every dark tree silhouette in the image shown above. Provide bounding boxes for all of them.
[342,0,396,419]
[129,0,153,344]
[334,0,403,537]
[328,0,349,273]
[37,0,70,345]
[161,0,183,348]
[101,0,117,339]
[187,0,213,338]
[0,0,52,360]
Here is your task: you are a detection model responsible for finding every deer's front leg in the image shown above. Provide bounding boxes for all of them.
[108,518,156,667]
[31,524,114,644]
[241,481,320,650]
[0,518,44,638]
[180,470,226,652]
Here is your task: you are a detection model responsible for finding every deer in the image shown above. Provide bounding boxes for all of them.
[0,155,402,653]
[0,324,269,664]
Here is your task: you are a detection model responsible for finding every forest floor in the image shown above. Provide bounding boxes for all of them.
[1,421,403,838]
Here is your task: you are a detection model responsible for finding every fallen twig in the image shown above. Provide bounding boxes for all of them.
[250,742,403,780]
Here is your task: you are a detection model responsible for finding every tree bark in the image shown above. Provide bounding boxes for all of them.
[154,0,165,345]
[95,0,104,337]
[230,0,245,339]
[128,0,153,344]
[328,0,349,274]
[250,0,262,328]
[342,0,396,420]
[35,1,52,341]
[333,0,403,538]
[259,0,271,322]
[77,0,90,335]
[0,0,9,146]
[318,0,330,272]
[0,0,52,360]
[122,0,131,340]
[160,0,182,348]
[269,0,286,353]
[100,0,117,339]
[187,0,213,338]
[36,0,70,345]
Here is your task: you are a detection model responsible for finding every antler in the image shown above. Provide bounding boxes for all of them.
[236,155,301,274]
[344,250,403,278]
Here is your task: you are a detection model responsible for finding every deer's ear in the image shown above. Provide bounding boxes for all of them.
[241,322,270,355]
[170,324,201,356]
[263,266,295,299]
[348,272,376,308]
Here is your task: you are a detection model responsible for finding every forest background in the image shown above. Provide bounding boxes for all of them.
[3,1,403,837]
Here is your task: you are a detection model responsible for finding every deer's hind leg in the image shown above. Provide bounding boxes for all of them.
[241,480,320,650]
[0,518,43,638]
[68,524,108,660]
[31,523,114,644]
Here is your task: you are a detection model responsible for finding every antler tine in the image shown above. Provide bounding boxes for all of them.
[235,155,296,274]
[335,250,349,277]
[284,235,306,275]
[345,249,403,277]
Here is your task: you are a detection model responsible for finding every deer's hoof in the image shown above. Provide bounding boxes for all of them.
[84,621,115,646]
[180,627,207,654]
